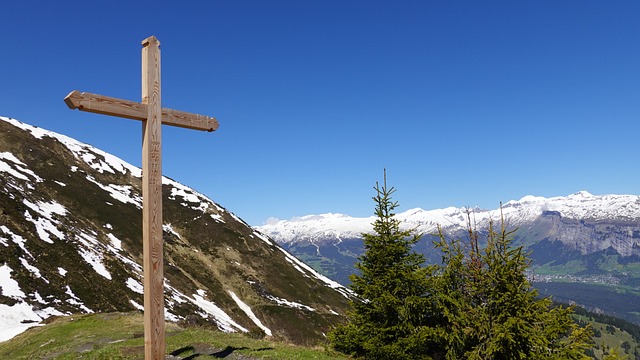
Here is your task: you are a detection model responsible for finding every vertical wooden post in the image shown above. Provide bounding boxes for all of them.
[65,35,218,360]
[141,36,165,360]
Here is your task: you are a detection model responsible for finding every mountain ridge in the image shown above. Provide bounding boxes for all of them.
[257,188,640,324]
[0,116,352,344]
[258,191,640,250]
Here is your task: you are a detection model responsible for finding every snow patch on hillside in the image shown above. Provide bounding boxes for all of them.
[278,248,353,298]
[191,290,248,333]
[0,264,25,299]
[228,291,272,336]
[20,257,47,283]
[75,231,112,280]
[0,151,43,184]
[0,226,32,258]
[266,295,315,312]
[64,285,93,313]
[163,224,181,239]
[22,199,67,244]
[2,117,141,177]
[86,175,142,208]
[0,302,44,343]
[126,278,143,294]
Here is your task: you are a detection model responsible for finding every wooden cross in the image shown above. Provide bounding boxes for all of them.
[64,36,218,360]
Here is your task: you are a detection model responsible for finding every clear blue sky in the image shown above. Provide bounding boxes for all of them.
[2,1,639,225]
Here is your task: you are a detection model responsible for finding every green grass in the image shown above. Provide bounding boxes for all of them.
[578,317,639,359]
[0,312,348,360]
[3,308,640,359]
[598,254,623,272]
[533,260,586,275]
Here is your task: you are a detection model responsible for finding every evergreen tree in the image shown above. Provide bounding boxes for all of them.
[330,178,594,359]
[328,172,434,359]
[430,210,593,359]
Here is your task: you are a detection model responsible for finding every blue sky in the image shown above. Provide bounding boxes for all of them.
[2,1,639,225]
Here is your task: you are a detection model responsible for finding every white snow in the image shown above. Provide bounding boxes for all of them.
[167,286,188,305]
[64,285,93,313]
[228,291,272,336]
[102,237,143,275]
[229,212,247,226]
[0,263,63,342]
[257,191,640,244]
[32,291,46,304]
[256,212,373,244]
[191,290,247,333]
[279,248,353,298]
[130,300,144,311]
[163,178,231,225]
[265,295,315,312]
[2,117,141,178]
[167,180,212,213]
[0,153,25,168]
[0,151,43,183]
[19,258,47,283]
[169,185,202,204]
[23,211,58,244]
[0,302,43,343]
[86,175,142,208]
[251,230,273,246]
[0,226,32,258]
[0,159,30,181]
[0,264,25,299]
[75,232,112,280]
[210,213,224,222]
[163,224,181,239]
[164,309,180,322]
[126,277,144,294]
[107,233,122,251]
[22,199,67,244]
[24,199,66,218]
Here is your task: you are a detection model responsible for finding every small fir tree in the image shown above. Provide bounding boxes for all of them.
[328,172,433,359]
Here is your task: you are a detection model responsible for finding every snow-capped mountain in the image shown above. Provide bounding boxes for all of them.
[258,190,640,324]
[259,191,640,246]
[0,116,352,343]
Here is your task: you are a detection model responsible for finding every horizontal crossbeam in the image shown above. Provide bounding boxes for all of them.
[64,90,219,132]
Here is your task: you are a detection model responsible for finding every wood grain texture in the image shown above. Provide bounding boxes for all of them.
[141,35,165,360]
[64,90,219,132]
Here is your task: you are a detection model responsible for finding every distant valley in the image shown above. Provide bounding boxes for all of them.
[257,192,640,324]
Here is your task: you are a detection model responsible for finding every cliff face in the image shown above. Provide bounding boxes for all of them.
[521,210,640,257]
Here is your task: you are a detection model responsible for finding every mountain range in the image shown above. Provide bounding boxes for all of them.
[258,191,640,324]
[0,116,353,344]
[3,113,640,350]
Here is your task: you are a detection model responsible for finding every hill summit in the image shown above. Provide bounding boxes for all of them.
[0,116,352,344]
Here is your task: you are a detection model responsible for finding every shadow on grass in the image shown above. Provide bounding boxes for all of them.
[170,344,274,359]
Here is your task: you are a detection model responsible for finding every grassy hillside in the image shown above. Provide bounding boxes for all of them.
[2,310,640,359]
[0,118,353,346]
[0,312,348,360]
